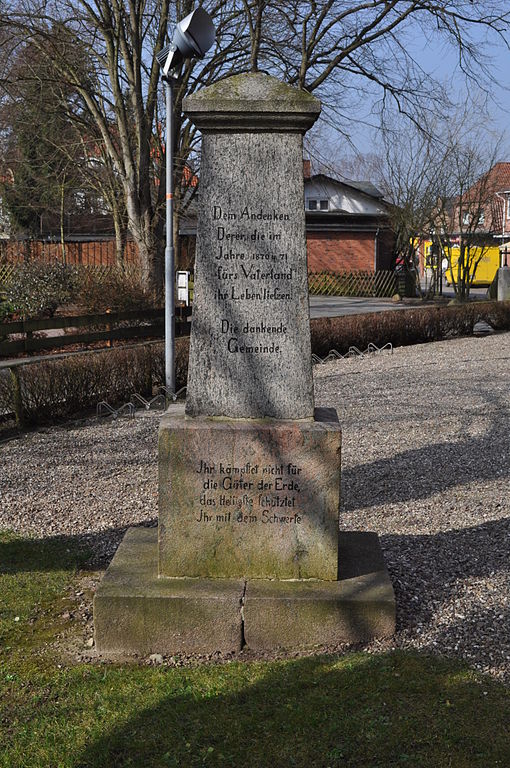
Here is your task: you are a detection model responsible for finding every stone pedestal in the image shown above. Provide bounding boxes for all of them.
[94,72,395,656]
[94,527,395,655]
[94,528,244,656]
[497,267,510,301]
[158,405,340,580]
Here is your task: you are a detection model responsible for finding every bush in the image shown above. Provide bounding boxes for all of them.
[310,301,510,357]
[0,299,16,323]
[0,339,190,427]
[5,261,79,319]
[77,267,153,313]
[151,337,190,392]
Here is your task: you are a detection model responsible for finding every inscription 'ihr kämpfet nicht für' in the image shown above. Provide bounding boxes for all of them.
[195,459,303,525]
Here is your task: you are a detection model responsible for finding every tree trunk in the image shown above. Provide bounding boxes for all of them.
[132,222,164,302]
[112,201,128,269]
[124,184,164,299]
[60,179,66,264]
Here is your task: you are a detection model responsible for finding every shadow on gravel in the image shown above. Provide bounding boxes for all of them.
[379,518,510,672]
[343,419,509,512]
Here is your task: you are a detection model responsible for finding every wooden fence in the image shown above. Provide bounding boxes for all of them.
[0,261,142,290]
[0,307,191,357]
[0,238,138,267]
[308,270,397,297]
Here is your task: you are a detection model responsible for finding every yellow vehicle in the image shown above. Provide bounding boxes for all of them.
[444,245,501,287]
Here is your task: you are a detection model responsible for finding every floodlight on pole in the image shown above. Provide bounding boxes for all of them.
[156,7,215,398]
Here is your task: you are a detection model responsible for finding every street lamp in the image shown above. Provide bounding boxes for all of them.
[156,8,215,396]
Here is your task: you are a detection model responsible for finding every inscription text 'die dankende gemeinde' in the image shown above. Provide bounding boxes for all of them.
[195,459,303,525]
[212,205,295,356]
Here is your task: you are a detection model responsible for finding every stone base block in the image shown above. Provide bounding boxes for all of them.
[497,267,510,302]
[159,404,341,580]
[94,529,395,656]
[244,532,395,650]
[94,528,244,656]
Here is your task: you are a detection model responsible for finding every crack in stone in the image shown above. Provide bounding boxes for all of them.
[240,579,247,648]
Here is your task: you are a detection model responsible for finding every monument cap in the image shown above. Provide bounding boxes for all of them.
[184,72,321,132]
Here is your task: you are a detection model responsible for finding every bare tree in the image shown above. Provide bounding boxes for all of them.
[375,116,450,288]
[434,128,503,301]
[1,0,509,294]
[363,108,504,301]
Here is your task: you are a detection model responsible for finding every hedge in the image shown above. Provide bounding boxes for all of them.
[1,338,189,428]
[310,301,510,357]
[1,301,509,428]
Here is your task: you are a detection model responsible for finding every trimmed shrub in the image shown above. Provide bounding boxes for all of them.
[13,345,153,425]
[77,267,153,313]
[0,369,16,419]
[1,339,191,427]
[5,261,79,319]
[151,337,190,392]
[310,301,510,357]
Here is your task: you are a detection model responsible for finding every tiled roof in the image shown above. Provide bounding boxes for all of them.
[486,162,510,193]
[464,162,510,201]
[307,173,384,200]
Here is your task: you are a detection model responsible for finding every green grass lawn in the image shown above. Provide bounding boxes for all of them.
[1,530,509,768]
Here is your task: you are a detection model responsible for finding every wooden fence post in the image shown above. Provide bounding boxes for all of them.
[9,367,24,429]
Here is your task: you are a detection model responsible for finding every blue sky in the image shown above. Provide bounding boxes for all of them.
[310,19,510,166]
[412,25,510,157]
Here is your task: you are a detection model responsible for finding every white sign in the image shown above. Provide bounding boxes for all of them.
[176,270,190,305]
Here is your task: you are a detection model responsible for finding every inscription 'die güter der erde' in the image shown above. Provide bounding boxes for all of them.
[212,204,295,356]
[195,458,303,526]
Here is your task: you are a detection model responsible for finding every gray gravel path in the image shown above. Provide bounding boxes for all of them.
[1,332,509,679]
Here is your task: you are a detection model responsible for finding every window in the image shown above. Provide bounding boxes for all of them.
[478,211,485,226]
[462,211,471,226]
[507,198,510,219]
[307,197,329,211]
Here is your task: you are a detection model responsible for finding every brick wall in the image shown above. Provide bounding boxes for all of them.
[307,232,375,272]
[307,230,395,273]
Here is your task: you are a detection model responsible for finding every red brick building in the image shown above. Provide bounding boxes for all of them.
[304,171,394,273]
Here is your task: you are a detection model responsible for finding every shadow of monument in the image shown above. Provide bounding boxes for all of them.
[0,521,157,573]
[342,415,509,512]
[70,651,508,768]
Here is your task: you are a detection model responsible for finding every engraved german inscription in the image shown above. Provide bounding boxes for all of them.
[195,458,303,525]
[210,203,298,357]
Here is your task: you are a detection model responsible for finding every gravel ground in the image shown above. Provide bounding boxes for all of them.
[1,332,510,679]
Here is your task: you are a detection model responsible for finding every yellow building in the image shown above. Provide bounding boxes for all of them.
[444,245,500,287]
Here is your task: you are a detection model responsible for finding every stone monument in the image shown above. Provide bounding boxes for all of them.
[94,73,395,655]
[497,264,510,302]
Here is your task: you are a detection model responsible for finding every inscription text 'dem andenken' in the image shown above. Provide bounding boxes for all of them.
[211,205,298,356]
